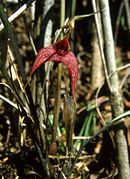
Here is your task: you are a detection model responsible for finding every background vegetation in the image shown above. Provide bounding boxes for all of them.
[0,0,130,178]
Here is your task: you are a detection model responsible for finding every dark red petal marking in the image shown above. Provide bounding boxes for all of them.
[48,52,78,97]
[31,46,56,75]
[54,37,70,51]
[31,38,78,98]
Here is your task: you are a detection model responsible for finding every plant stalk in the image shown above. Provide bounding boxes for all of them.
[92,0,111,92]
[99,0,130,178]
[0,2,26,82]
[124,0,130,31]
[52,0,65,145]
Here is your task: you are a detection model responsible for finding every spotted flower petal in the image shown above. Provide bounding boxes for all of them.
[31,38,78,98]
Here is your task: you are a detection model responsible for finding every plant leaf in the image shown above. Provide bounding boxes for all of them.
[31,38,78,98]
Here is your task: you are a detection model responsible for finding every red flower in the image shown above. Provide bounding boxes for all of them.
[31,38,78,98]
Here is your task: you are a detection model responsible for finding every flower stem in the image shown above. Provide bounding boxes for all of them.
[52,0,65,145]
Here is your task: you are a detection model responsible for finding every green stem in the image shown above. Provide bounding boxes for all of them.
[52,0,65,144]
[60,0,66,28]
[124,0,130,31]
